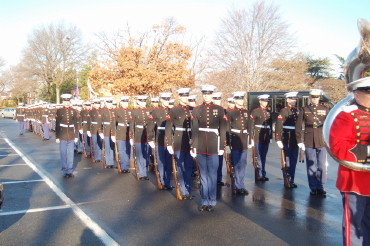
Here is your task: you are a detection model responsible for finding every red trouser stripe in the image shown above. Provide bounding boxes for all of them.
[344,192,351,246]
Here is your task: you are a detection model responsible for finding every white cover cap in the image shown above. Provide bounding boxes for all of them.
[212,92,222,98]
[201,84,216,93]
[233,91,245,98]
[257,94,270,100]
[347,77,370,91]
[177,88,190,95]
[285,91,298,98]
[120,96,130,101]
[61,94,72,100]
[309,89,322,97]
[160,92,172,98]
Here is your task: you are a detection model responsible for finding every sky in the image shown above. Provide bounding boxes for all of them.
[1,0,370,71]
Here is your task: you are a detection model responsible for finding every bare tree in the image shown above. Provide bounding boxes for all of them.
[0,57,6,93]
[206,0,295,92]
[21,22,87,103]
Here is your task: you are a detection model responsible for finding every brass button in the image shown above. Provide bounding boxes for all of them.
[356,126,360,129]
[354,118,358,122]
[357,139,360,143]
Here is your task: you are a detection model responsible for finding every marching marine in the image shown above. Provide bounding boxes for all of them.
[100,98,116,168]
[55,94,78,178]
[191,84,227,212]
[165,88,193,198]
[89,99,103,163]
[275,91,300,188]
[295,89,329,196]
[115,96,131,173]
[16,103,26,135]
[250,94,272,181]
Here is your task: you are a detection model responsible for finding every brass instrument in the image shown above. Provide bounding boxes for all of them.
[281,149,291,188]
[114,134,122,173]
[323,18,370,171]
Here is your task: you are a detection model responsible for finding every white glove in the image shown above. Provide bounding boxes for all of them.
[79,129,83,134]
[74,138,78,143]
[167,146,174,155]
[218,150,224,155]
[298,143,305,151]
[270,139,273,143]
[148,141,155,149]
[99,133,104,139]
[87,131,91,137]
[111,136,116,143]
[190,148,197,158]
[129,139,134,146]
[276,141,284,149]
[56,138,60,143]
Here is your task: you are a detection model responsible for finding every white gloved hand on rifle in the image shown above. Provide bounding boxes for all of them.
[111,136,116,143]
[129,139,134,146]
[79,129,83,134]
[87,131,91,137]
[99,133,104,139]
[148,141,155,149]
[276,141,284,149]
[167,146,174,155]
[218,150,224,155]
[298,143,305,151]
[190,148,197,158]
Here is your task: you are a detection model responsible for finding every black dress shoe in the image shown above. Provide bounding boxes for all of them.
[207,205,215,212]
[198,205,208,212]
[310,189,317,196]
[65,173,74,178]
[139,176,149,180]
[217,181,225,186]
[95,160,101,163]
[263,177,269,181]
[290,183,298,188]
[162,185,173,190]
[107,166,114,169]
[256,177,264,181]
[121,169,130,173]
[77,152,83,154]
[317,189,327,196]
[184,195,193,200]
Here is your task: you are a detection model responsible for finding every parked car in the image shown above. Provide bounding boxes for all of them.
[0,108,16,119]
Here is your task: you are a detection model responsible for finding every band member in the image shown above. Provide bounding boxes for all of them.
[115,96,131,173]
[165,88,193,198]
[296,89,329,196]
[55,94,78,178]
[129,95,152,180]
[151,97,160,108]
[275,91,300,188]
[149,92,173,189]
[100,98,116,168]
[250,94,272,181]
[329,77,370,245]
[80,102,91,157]
[16,103,26,135]
[212,92,225,186]
[227,91,251,195]
[191,84,226,212]
[89,99,103,163]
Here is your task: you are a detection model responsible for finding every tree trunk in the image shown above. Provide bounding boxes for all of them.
[56,85,61,104]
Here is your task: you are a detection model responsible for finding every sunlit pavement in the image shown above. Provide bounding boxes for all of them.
[0,118,342,246]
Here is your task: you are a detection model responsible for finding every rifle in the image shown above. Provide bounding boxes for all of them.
[224,147,236,194]
[281,148,291,188]
[114,134,122,173]
[192,149,201,194]
[152,144,163,190]
[299,148,305,163]
[0,183,3,209]
[224,146,231,174]
[131,142,139,180]
[90,134,95,163]
[172,149,183,200]
[101,135,106,169]
[251,142,261,182]
[81,132,87,158]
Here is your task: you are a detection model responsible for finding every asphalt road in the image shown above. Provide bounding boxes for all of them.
[0,118,343,246]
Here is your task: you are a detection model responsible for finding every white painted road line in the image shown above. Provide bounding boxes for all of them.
[0,205,71,216]
[0,154,19,156]
[1,134,120,246]
[1,179,44,185]
[0,164,28,167]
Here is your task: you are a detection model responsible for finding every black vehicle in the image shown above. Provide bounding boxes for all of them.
[247,91,334,126]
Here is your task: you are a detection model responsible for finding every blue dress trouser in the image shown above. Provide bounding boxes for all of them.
[174,151,193,195]
[60,140,74,175]
[134,143,148,178]
[197,154,218,206]
[341,192,370,246]
[255,142,269,177]
[156,146,172,186]
[104,137,115,166]
[283,144,299,184]
[231,150,248,189]
[76,133,83,153]
[305,147,327,190]
[92,134,102,161]
[42,123,49,139]
[83,133,91,155]
[117,140,130,170]
[18,121,25,135]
